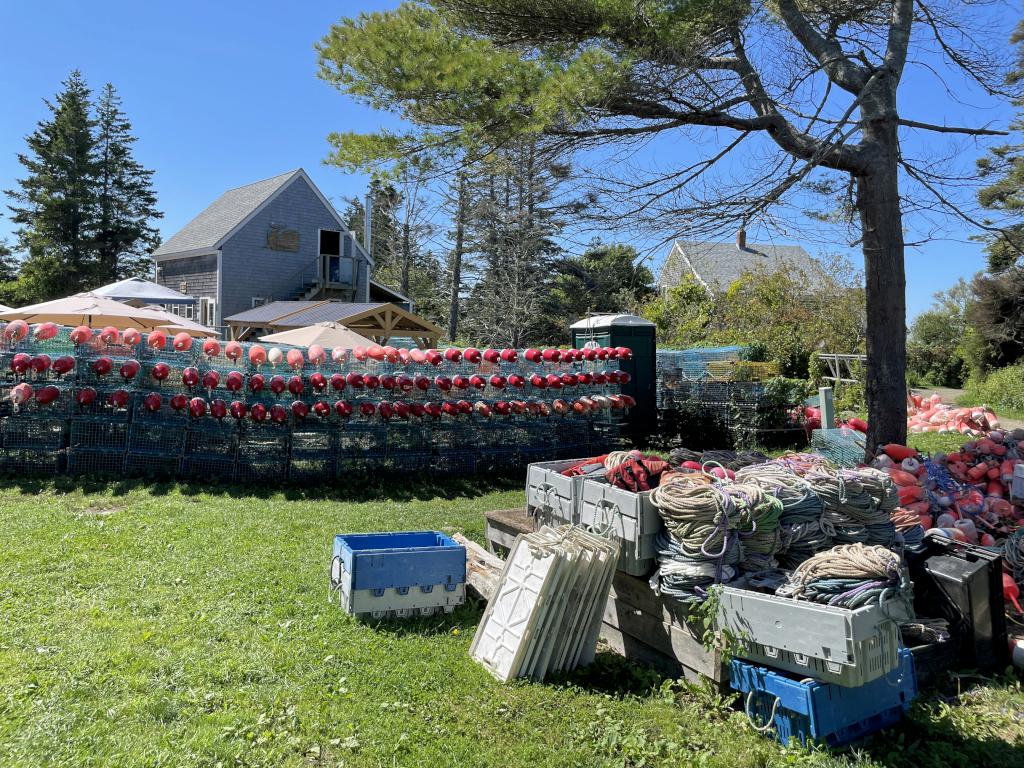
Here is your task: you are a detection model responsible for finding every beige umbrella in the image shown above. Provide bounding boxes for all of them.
[259,321,372,348]
[0,293,218,336]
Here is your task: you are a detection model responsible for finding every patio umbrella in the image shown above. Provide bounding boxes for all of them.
[0,293,218,336]
[259,321,372,349]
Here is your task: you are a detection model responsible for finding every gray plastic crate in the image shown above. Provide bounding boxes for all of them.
[524,458,593,526]
[578,479,663,576]
[716,586,910,687]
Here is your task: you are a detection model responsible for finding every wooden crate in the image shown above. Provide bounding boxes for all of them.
[484,507,537,555]
[600,570,726,686]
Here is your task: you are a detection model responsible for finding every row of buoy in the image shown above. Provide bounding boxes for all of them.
[11,381,635,420]
[4,321,634,370]
[30,359,631,392]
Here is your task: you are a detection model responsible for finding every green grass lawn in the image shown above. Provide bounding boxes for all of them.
[2,477,1023,767]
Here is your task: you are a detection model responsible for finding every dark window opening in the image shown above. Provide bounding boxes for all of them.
[319,230,341,256]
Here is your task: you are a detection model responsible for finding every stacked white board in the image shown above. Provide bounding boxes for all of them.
[470,525,620,682]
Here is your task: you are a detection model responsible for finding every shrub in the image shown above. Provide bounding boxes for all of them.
[962,364,1024,412]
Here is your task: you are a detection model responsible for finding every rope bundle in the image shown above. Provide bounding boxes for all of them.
[650,531,738,603]
[723,483,782,571]
[668,447,770,471]
[779,544,905,608]
[805,468,897,547]
[651,480,741,563]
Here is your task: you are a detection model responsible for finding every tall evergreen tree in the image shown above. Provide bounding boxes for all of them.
[93,83,162,282]
[0,239,19,283]
[462,139,568,347]
[6,70,98,300]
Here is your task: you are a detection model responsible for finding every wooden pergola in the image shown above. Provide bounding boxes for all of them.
[226,301,441,348]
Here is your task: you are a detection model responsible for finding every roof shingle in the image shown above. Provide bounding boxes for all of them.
[658,240,822,292]
[152,170,299,257]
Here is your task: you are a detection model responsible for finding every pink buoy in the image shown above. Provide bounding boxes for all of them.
[33,322,59,341]
[123,328,142,346]
[173,332,192,351]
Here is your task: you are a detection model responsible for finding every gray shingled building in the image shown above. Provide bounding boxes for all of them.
[657,232,824,295]
[151,169,407,329]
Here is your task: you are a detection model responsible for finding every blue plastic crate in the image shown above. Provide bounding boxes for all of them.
[729,649,917,747]
[329,531,466,619]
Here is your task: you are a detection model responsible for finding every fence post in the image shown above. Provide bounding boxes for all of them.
[819,386,835,429]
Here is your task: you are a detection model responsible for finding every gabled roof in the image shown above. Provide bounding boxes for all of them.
[90,276,196,304]
[225,300,442,344]
[658,240,822,293]
[151,169,373,264]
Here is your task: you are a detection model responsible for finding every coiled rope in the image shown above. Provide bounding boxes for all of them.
[779,543,904,608]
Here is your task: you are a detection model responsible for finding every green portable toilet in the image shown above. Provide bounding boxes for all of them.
[570,314,657,446]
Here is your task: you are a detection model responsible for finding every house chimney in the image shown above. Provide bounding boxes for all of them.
[736,228,747,250]
[363,193,373,255]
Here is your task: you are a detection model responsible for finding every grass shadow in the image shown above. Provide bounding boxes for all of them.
[0,470,522,503]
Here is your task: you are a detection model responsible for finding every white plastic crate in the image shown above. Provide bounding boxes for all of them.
[716,586,910,687]
[578,479,663,576]
[525,458,594,526]
[470,525,618,682]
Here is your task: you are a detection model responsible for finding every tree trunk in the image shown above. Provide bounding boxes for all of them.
[856,128,907,455]
[400,220,411,297]
[448,172,467,342]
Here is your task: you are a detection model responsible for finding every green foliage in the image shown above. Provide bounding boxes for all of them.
[6,70,98,298]
[964,267,1024,373]
[906,280,971,387]
[549,239,655,324]
[4,72,161,303]
[92,83,162,282]
[962,363,1024,412]
[641,255,864,380]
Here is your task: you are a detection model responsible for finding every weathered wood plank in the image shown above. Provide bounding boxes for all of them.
[453,532,502,602]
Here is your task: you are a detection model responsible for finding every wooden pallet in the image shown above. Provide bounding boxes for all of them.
[601,570,725,686]
[484,507,536,555]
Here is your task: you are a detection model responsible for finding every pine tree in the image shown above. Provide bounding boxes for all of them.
[0,239,19,283]
[93,83,162,283]
[462,139,568,347]
[6,70,98,300]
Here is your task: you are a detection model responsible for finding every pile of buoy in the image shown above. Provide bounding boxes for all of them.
[907,393,999,435]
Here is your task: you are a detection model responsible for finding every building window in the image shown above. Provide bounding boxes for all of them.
[198,297,217,327]
[319,230,341,257]
[184,304,195,321]
[252,296,269,308]
[320,230,353,285]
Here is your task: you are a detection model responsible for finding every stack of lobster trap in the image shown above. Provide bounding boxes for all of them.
[0,325,630,483]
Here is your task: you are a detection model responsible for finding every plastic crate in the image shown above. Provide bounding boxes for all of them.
[68,418,129,452]
[329,531,466,619]
[578,478,661,576]
[2,416,67,451]
[67,447,125,477]
[524,458,595,526]
[716,586,909,686]
[729,649,917,747]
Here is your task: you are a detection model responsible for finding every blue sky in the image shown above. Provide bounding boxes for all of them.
[0,1,1016,319]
